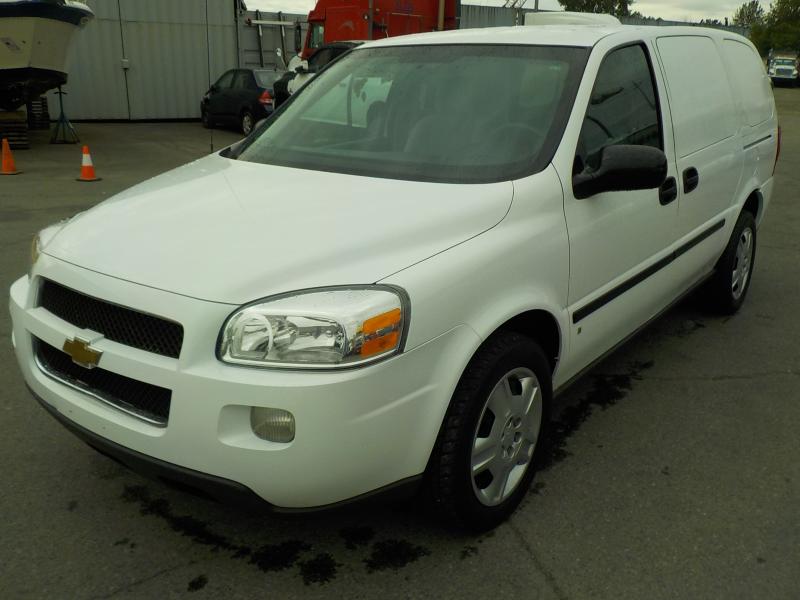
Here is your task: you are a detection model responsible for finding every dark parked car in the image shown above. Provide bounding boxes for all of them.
[201,68,284,134]
[274,42,361,108]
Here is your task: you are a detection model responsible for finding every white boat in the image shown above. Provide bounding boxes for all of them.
[0,0,93,110]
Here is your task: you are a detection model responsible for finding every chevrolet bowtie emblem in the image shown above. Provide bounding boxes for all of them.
[62,337,102,369]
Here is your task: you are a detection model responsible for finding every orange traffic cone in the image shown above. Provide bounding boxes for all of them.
[1,138,20,175]
[76,145,101,182]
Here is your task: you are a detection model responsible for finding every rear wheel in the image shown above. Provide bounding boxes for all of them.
[241,110,255,135]
[426,332,550,531]
[704,209,757,314]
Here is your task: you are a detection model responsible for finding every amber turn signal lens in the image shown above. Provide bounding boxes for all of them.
[360,308,402,357]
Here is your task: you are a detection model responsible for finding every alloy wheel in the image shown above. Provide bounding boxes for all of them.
[242,113,253,135]
[731,227,754,300]
[471,367,542,506]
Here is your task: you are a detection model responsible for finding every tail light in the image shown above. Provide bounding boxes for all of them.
[774,126,781,176]
[259,90,273,106]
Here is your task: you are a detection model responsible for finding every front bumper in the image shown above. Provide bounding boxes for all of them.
[10,258,479,508]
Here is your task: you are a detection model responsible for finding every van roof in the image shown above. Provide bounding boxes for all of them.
[366,24,747,50]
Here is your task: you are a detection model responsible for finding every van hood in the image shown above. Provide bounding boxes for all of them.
[45,154,513,305]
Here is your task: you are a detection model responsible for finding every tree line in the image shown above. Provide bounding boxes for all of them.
[734,0,800,55]
[555,0,793,55]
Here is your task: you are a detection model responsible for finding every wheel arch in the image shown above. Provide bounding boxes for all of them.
[493,309,562,374]
[742,189,762,223]
[736,181,764,226]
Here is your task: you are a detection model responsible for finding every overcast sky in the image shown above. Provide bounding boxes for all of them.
[245,0,765,23]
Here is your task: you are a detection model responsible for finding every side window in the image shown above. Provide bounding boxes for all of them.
[308,49,332,71]
[575,44,661,172]
[309,24,324,50]
[215,71,234,89]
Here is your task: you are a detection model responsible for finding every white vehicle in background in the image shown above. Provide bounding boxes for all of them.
[768,52,800,86]
[10,17,777,531]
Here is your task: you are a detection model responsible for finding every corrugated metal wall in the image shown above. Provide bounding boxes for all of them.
[239,11,307,70]
[48,0,237,120]
[48,2,750,120]
[460,5,518,29]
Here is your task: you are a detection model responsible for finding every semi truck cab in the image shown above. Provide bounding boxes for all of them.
[301,0,460,58]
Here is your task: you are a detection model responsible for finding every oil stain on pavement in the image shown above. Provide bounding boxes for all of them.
[120,483,430,585]
[116,353,662,586]
[187,574,208,592]
[364,540,431,572]
[540,359,655,470]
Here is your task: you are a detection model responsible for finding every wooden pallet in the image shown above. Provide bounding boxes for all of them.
[27,97,50,130]
[0,110,29,149]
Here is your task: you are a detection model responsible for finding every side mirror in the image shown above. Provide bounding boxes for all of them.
[572,145,667,200]
[294,60,310,74]
[294,23,302,54]
[209,84,219,93]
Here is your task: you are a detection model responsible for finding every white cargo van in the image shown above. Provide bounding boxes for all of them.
[10,21,777,530]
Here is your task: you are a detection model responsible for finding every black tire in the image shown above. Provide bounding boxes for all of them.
[201,108,213,129]
[704,209,757,315]
[425,331,551,532]
[241,110,254,135]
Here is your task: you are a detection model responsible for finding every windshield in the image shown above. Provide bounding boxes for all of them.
[254,70,282,88]
[774,58,796,66]
[234,45,589,183]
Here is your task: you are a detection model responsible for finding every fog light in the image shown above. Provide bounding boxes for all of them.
[250,407,295,443]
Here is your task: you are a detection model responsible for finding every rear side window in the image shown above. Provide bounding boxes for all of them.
[254,70,281,88]
[575,44,662,172]
[721,39,773,127]
[656,36,737,158]
[233,71,253,90]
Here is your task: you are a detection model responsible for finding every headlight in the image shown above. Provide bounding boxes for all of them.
[218,286,408,369]
[29,220,69,276]
[30,233,41,272]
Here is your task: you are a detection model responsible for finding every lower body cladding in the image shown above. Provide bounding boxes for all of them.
[9,263,479,510]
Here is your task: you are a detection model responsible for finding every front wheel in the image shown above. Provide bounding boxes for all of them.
[426,332,551,531]
[704,210,757,314]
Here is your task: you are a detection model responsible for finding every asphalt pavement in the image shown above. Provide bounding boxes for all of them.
[1,96,798,599]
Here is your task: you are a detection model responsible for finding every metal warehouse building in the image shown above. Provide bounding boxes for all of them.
[50,1,748,121]
[48,0,304,120]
